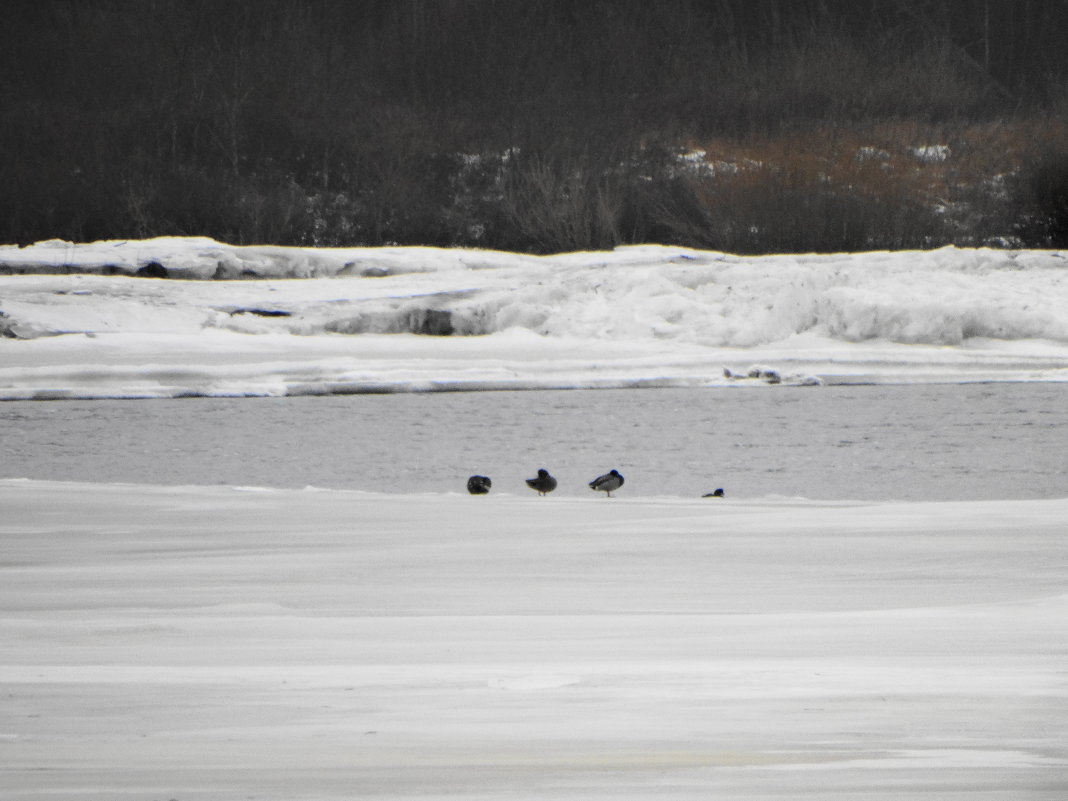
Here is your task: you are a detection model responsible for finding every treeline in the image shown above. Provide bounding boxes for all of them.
[1,0,1066,253]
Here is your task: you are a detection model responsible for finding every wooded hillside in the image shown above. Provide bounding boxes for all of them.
[2,0,1066,252]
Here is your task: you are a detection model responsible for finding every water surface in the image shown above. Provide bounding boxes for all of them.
[3,384,1066,501]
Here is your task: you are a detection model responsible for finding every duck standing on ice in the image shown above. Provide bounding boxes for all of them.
[589,469,624,497]
[467,475,492,495]
[526,469,557,496]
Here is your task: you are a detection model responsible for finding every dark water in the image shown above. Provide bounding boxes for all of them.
[2,384,1067,501]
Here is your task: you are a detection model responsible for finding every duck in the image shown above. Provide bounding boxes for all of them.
[525,468,557,496]
[589,469,624,497]
[467,475,492,495]
[702,488,725,498]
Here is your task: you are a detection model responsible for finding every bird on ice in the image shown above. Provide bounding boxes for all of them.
[589,469,624,497]
[702,488,725,498]
[525,469,557,496]
[467,475,492,495]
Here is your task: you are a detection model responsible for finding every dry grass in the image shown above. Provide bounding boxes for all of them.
[657,114,1068,252]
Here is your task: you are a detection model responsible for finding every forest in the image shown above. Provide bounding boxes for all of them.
[2,0,1066,254]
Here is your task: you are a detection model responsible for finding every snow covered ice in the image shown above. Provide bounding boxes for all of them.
[1,481,1065,800]
[1,238,1067,799]
[2,237,1068,399]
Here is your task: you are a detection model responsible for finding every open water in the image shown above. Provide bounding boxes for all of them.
[3,383,1066,501]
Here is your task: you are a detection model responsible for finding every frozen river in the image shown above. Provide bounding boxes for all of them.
[2,479,1066,801]
[4,382,1066,500]
[2,239,1067,800]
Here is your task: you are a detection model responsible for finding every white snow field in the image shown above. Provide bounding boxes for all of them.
[1,480,1066,800]
[2,238,1068,399]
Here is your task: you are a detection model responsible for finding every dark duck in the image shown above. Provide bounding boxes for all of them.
[589,469,624,497]
[525,469,557,496]
[467,475,492,495]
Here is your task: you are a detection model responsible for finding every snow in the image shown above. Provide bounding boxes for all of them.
[1,480,1065,799]
[2,238,1068,399]
[910,144,952,163]
[3,238,1065,797]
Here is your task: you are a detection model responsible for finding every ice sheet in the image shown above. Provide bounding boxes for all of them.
[2,240,1067,398]
[1,480,1065,799]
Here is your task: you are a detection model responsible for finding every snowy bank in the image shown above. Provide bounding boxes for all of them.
[2,238,1068,398]
[1,480,1065,800]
